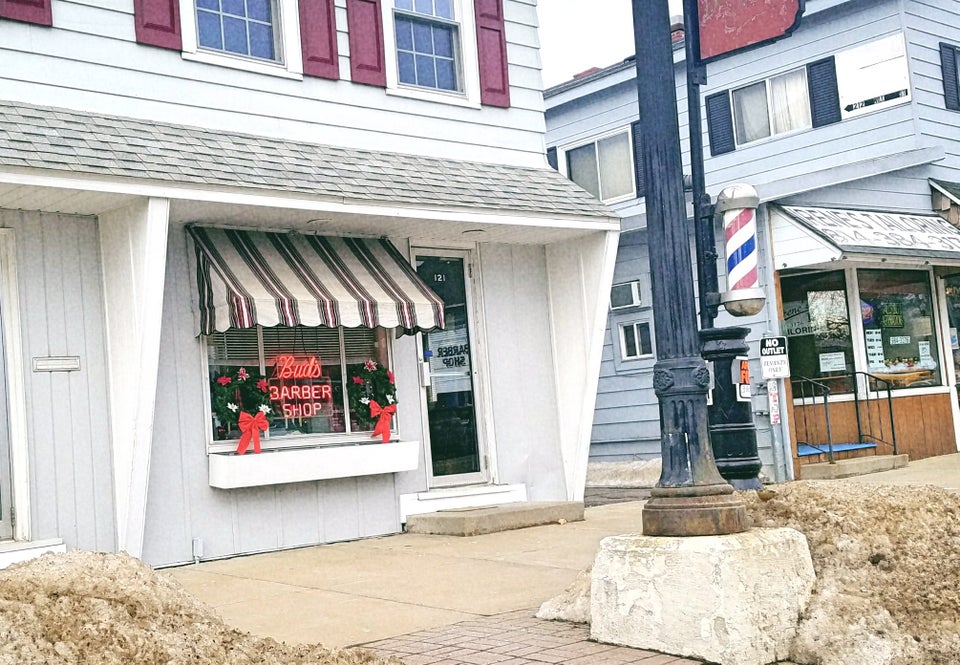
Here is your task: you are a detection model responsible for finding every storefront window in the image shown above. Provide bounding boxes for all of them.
[207,325,390,442]
[858,269,940,389]
[781,271,854,393]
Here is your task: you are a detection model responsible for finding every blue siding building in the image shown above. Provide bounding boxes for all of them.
[546,0,960,480]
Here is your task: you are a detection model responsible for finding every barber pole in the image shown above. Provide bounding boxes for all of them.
[716,183,765,316]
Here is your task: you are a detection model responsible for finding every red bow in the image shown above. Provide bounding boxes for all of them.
[369,400,397,443]
[236,411,269,455]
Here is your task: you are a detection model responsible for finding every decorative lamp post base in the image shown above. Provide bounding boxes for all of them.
[642,484,749,536]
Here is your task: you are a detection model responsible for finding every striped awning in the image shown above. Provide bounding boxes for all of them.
[187,226,445,335]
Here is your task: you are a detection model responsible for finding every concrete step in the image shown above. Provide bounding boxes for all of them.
[800,454,909,480]
[404,501,584,536]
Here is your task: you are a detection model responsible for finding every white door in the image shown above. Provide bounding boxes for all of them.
[414,250,488,487]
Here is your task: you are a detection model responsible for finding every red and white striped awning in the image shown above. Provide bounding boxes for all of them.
[187,226,445,335]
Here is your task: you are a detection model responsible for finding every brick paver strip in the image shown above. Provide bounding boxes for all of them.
[363,610,704,665]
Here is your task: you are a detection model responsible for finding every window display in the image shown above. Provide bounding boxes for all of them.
[858,269,940,389]
[207,325,391,444]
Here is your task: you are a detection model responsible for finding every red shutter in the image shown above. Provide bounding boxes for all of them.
[300,0,340,79]
[0,0,52,26]
[474,0,509,107]
[346,0,386,87]
[134,0,181,50]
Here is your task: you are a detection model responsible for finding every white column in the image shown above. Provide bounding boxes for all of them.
[99,198,170,557]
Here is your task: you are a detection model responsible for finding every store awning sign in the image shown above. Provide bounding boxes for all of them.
[777,206,960,260]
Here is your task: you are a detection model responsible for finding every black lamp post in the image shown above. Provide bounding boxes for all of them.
[682,0,764,491]
[631,0,748,537]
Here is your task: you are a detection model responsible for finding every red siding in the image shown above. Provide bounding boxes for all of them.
[0,0,52,26]
[474,0,510,107]
[300,0,340,79]
[346,0,386,87]
[134,0,182,50]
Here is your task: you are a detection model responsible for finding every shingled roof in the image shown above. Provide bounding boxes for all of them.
[0,100,615,219]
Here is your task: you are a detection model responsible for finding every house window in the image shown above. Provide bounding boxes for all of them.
[619,321,653,360]
[206,325,392,446]
[610,280,642,309]
[394,0,461,92]
[564,130,635,202]
[732,68,811,146]
[195,0,280,61]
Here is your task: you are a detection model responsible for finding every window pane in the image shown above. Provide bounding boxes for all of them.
[197,10,223,49]
[859,269,940,390]
[415,54,437,87]
[610,282,639,309]
[733,82,771,144]
[398,51,416,84]
[436,58,456,91]
[249,22,275,60]
[344,328,392,433]
[435,0,452,19]
[769,69,811,134]
[412,21,433,53]
[223,16,250,54]
[395,0,413,9]
[222,0,244,16]
[434,25,453,57]
[395,17,414,50]
[566,144,600,199]
[638,322,652,356]
[414,0,433,15]
[197,0,218,9]
[246,0,270,21]
[781,271,853,394]
[597,132,633,200]
[622,324,638,358]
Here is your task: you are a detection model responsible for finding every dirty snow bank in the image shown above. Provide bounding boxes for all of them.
[0,551,401,665]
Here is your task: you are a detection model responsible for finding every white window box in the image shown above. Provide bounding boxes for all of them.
[208,439,420,489]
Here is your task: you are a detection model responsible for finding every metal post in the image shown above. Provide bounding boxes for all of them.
[632,0,747,537]
[682,0,765,488]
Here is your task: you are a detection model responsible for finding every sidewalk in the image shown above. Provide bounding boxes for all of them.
[162,453,960,664]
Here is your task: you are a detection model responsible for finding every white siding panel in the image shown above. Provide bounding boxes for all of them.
[0,209,114,552]
[1,0,549,167]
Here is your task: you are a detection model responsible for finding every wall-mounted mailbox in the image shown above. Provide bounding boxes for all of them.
[32,356,81,372]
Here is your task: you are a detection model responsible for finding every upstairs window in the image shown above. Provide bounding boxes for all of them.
[610,280,642,309]
[619,321,653,360]
[732,68,811,145]
[563,129,635,203]
[195,0,280,61]
[394,0,461,92]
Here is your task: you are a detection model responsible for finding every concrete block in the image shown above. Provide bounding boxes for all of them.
[800,454,909,480]
[591,528,815,665]
[404,501,584,536]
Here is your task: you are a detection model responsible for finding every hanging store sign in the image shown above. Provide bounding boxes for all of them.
[698,0,804,63]
[836,33,911,120]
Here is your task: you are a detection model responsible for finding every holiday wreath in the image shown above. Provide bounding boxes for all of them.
[347,360,397,439]
[210,366,273,432]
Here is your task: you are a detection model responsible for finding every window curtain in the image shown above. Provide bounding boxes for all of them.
[770,69,811,134]
[597,133,633,200]
[733,82,770,144]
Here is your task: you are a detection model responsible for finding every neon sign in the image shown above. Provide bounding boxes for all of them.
[269,355,332,418]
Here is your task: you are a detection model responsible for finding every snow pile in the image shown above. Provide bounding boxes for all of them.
[747,481,960,665]
[0,551,401,665]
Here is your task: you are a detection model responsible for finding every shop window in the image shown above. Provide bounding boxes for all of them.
[619,321,653,360]
[610,280,642,309]
[206,325,391,445]
[731,68,812,146]
[563,129,635,203]
[781,270,854,393]
[858,269,940,390]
